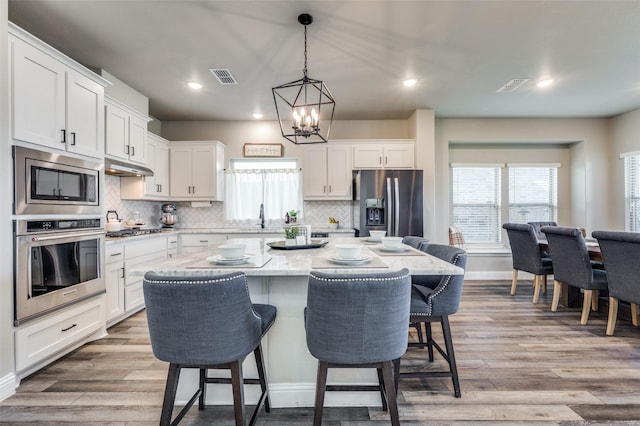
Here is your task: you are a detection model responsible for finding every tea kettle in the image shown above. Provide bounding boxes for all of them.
[106,210,122,231]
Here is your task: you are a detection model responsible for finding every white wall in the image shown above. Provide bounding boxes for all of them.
[0,0,16,400]
[608,108,640,230]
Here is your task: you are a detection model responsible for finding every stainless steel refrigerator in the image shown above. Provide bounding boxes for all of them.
[353,169,424,237]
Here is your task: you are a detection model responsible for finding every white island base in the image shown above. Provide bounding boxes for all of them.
[134,237,463,408]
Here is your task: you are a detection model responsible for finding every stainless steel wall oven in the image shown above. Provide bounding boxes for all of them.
[14,146,102,215]
[14,218,105,325]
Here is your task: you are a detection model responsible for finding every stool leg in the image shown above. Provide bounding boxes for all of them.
[441,316,461,398]
[381,361,401,426]
[160,363,180,426]
[230,359,246,426]
[425,322,434,362]
[376,367,388,412]
[253,344,270,413]
[392,357,401,393]
[313,361,328,426]
[198,368,206,410]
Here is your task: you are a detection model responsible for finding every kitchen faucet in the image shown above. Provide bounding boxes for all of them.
[259,203,265,229]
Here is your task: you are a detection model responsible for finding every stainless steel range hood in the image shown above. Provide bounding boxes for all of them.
[104,157,154,177]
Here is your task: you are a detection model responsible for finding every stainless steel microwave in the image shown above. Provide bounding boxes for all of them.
[14,146,102,215]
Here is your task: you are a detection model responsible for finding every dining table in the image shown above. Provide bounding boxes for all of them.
[538,238,602,306]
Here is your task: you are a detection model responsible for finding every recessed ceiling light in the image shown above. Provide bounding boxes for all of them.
[253,113,263,119]
[187,81,203,90]
[403,79,417,87]
[537,79,554,88]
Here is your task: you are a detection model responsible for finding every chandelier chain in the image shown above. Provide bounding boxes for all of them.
[303,24,308,78]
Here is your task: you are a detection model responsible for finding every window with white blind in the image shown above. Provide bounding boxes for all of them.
[508,166,558,223]
[451,166,502,243]
[624,153,640,232]
[225,158,303,226]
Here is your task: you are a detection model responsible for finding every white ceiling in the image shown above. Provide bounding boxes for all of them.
[8,0,640,122]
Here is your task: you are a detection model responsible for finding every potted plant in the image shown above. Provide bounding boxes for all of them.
[288,210,299,223]
[284,226,299,245]
[328,217,339,229]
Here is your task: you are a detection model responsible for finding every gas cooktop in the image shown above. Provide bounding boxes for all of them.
[105,228,163,238]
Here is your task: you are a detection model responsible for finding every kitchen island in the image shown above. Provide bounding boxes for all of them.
[130,237,463,408]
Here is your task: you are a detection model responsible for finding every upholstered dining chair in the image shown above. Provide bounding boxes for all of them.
[502,223,554,303]
[448,226,466,249]
[592,230,640,335]
[399,243,467,398]
[527,221,558,240]
[305,268,411,426]
[143,271,277,426]
[541,226,608,325]
[402,235,429,251]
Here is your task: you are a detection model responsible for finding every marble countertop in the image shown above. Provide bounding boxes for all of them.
[106,227,354,244]
[129,237,464,277]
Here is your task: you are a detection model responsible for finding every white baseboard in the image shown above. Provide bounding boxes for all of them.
[0,372,17,402]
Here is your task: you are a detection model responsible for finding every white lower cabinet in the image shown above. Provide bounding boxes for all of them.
[105,243,125,326]
[180,234,227,255]
[15,296,106,373]
[124,237,168,314]
[167,235,179,258]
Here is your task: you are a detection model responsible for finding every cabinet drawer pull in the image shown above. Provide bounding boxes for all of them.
[131,146,135,156]
[121,267,125,279]
[126,145,130,155]
[71,132,76,146]
[110,252,123,257]
[61,324,77,332]
[61,129,66,144]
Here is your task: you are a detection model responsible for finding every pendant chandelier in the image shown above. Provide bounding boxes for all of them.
[272,13,335,144]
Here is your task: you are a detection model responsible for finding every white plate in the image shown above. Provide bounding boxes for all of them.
[206,254,252,265]
[328,256,372,265]
[365,237,382,243]
[378,246,409,253]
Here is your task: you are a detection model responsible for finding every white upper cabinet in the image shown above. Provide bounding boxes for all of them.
[169,141,225,200]
[9,25,107,159]
[352,140,415,169]
[302,144,352,200]
[120,132,170,200]
[104,98,149,165]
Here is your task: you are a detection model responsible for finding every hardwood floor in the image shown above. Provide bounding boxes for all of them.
[2,280,640,425]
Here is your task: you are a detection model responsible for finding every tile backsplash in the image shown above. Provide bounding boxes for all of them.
[105,175,354,229]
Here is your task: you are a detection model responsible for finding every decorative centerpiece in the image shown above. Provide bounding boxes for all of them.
[288,210,299,223]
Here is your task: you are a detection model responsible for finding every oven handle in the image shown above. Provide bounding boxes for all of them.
[27,230,105,241]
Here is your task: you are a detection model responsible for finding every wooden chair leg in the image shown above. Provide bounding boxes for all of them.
[543,275,548,294]
[592,290,599,311]
[510,269,519,295]
[441,316,461,398]
[160,363,180,426]
[606,297,619,336]
[381,361,401,426]
[551,280,562,312]
[392,357,401,393]
[632,303,639,327]
[532,275,541,304]
[313,361,328,426]
[580,290,593,325]
[230,360,246,426]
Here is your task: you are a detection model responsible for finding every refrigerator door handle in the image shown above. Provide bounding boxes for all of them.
[386,177,392,235]
[394,177,400,236]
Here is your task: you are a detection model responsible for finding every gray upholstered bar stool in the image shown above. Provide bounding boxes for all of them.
[503,222,554,302]
[592,230,640,335]
[402,236,429,251]
[143,271,277,426]
[400,243,467,398]
[305,268,411,426]
[541,226,608,325]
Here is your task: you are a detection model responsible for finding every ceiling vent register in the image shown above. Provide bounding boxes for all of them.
[210,68,238,85]
[496,78,530,93]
